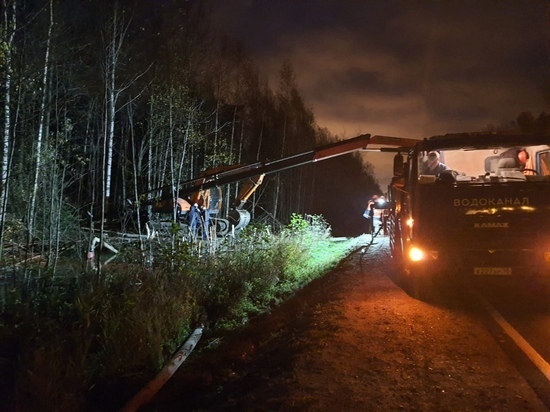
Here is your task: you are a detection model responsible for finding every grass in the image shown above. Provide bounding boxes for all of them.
[0,214,361,410]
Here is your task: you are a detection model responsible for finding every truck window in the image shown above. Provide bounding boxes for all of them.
[417,145,550,183]
[539,151,550,175]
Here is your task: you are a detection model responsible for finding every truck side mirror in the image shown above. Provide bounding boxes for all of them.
[393,153,404,177]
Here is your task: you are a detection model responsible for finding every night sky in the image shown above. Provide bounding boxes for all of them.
[210,0,549,187]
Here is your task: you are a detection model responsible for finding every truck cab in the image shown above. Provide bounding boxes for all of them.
[387,133,550,280]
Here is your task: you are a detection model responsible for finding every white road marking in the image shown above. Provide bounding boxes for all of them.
[475,291,550,381]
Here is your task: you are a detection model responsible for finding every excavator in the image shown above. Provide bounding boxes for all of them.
[131,134,417,237]
[145,166,264,236]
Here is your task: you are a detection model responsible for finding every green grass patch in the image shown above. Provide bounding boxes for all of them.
[0,214,360,409]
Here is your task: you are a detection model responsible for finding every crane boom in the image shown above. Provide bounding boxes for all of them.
[131,133,421,237]
[135,133,378,204]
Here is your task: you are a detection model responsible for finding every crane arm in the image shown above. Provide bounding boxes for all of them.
[132,133,375,205]
[132,133,421,207]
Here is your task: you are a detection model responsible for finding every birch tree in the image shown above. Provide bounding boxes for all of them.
[0,0,17,260]
[27,0,54,245]
[101,4,130,211]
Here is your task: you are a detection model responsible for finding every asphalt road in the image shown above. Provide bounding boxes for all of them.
[467,275,550,408]
[123,235,550,411]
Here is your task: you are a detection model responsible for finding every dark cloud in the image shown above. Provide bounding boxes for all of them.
[210,0,549,186]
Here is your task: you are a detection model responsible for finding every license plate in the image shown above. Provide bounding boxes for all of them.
[473,267,512,275]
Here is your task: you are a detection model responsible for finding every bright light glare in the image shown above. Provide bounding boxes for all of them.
[409,247,424,262]
[406,218,414,227]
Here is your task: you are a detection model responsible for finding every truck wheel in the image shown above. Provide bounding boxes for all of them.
[402,266,425,299]
[402,264,442,301]
[390,219,404,262]
[388,219,408,287]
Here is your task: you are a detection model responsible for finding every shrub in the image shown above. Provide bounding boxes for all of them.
[0,214,359,408]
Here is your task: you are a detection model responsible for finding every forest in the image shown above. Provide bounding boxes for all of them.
[0,1,384,408]
[0,0,380,270]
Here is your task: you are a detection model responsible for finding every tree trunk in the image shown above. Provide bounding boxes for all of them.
[27,0,53,247]
[99,4,129,279]
[0,0,17,261]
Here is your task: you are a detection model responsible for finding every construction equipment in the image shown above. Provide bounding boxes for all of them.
[383,132,550,284]
[134,133,385,236]
[143,166,264,236]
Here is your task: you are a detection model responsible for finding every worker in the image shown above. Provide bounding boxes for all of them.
[422,151,450,175]
[364,195,385,234]
[499,147,529,170]
[189,203,201,238]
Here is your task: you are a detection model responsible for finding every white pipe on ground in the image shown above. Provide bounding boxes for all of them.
[120,326,204,412]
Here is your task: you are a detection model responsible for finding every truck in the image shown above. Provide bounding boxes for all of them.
[384,132,550,285]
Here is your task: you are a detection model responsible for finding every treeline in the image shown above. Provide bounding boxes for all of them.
[486,111,550,135]
[0,0,380,264]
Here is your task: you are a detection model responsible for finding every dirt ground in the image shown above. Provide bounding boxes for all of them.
[143,236,549,412]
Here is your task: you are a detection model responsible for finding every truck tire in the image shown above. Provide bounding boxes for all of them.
[389,214,404,262]
[389,215,430,299]
[387,214,409,287]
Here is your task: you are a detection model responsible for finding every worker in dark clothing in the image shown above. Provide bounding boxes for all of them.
[189,203,201,238]
[364,195,385,234]
[421,151,450,175]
